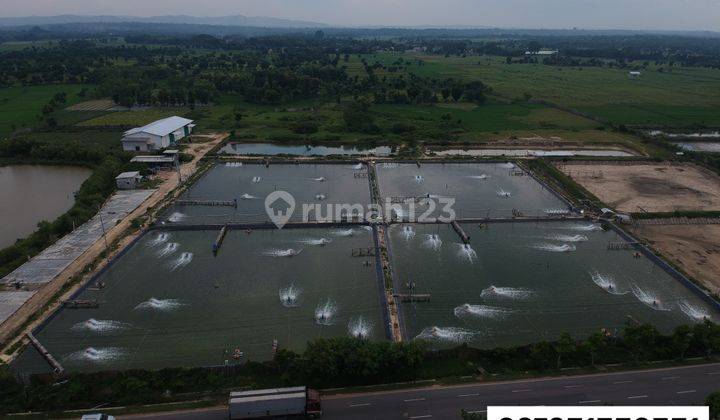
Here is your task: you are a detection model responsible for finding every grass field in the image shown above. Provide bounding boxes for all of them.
[0,84,90,138]
[20,130,123,149]
[193,95,651,153]
[348,53,720,127]
[77,108,189,127]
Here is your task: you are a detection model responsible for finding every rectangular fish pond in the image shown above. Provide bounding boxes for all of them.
[387,221,719,349]
[375,162,570,219]
[164,162,373,225]
[13,226,383,373]
[220,142,394,157]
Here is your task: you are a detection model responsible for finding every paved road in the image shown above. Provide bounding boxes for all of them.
[123,363,720,419]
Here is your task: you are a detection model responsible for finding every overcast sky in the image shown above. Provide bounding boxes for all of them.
[2,0,719,31]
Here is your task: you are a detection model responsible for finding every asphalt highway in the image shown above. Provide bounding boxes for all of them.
[123,362,720,419]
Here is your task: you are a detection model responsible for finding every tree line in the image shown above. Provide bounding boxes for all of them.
[1,321,718,414]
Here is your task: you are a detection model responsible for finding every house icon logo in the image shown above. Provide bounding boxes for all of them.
[265,190,295,229]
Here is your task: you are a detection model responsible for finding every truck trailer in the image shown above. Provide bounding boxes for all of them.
[229,386,322,419]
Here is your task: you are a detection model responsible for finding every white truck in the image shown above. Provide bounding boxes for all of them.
[229,386,322,419]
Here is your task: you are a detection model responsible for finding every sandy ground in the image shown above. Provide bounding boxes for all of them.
[557,162,720,213]
[630,224,720,295]
[0,133,226,361]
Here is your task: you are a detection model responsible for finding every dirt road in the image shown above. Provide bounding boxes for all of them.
[0,133,226,362]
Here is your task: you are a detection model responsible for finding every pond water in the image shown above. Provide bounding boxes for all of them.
[673,142,720,153]
[375,162,570,219]
[164,163,373,225]
[430,148,635,157]
[13,227,383,373]
[0,165,91,248]
[221,142,393,156]
[388,222,718,350]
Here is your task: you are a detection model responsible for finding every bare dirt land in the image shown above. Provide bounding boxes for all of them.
[630,223,720,294]
[557,162,720,213]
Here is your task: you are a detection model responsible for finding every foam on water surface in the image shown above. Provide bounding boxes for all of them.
[264,248,303,257]
[415,326,477,343]
[71,319,130,333]
[481,286,534,300]
[590,271,628,295]
[169,252,193,271]
[679,301,711,321]
[315,299,337,326]
[454,304,512,319]
[68,347,124,363]
[134,298,184,311]
[631,285,670,311]
[279,284,302,308]
[348,316,373,339]
[533,243,576,252]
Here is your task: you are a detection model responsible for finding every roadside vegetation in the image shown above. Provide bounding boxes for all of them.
[0,320,718,414]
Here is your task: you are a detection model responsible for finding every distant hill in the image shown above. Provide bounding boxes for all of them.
[0,14,328,28]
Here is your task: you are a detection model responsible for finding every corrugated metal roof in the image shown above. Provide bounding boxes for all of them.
[130,156,175,163]
[115,171,140,179]
[124,116,193,137]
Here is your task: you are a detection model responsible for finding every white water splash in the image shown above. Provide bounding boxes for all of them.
[135,298,184,311]
[457,243,478,263]
[401,225,416,241]
[147,232,170,247]
[332,229,355,237]
[315,194,327,200]
[590,271,628,295]
[679,301,712,322]
[264,248,303,257]
[252,176,262,183]
[468,174,490,180]
[423,234,443,251]
[279,284,302,308]
[631,285,670,311]
[496,188,511,198]
[414,174,424,183]
[71,318,129,333]
[533,243,576,252]
[545,208,571,216]
[500,162,516,169]
[352,163,363,170]
[169,252,193,271]
[313,177,326,182]
[299,237,332,246]
[167,212,186,223]
[68,347,124,363]
[157,242,179,257]
[240,193,258,199]
[415,326,477,343]
[454,304,511,319]
[315,299,337,326]
[564,223,603,231]
[348,316,373,339]
[547,234,588,242]
[481,286,534,300]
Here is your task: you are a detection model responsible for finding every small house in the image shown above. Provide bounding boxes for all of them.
[115,171,141,190]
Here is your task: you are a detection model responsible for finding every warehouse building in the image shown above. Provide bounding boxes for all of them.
[121,116,194,152]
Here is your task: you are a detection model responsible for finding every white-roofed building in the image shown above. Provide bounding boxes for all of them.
[121,116,194,152]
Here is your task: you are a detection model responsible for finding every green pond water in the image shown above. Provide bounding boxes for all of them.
[14,227,382,373]
[388,222,718,349]
[164,163,372,225]
[375,162,569,219]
